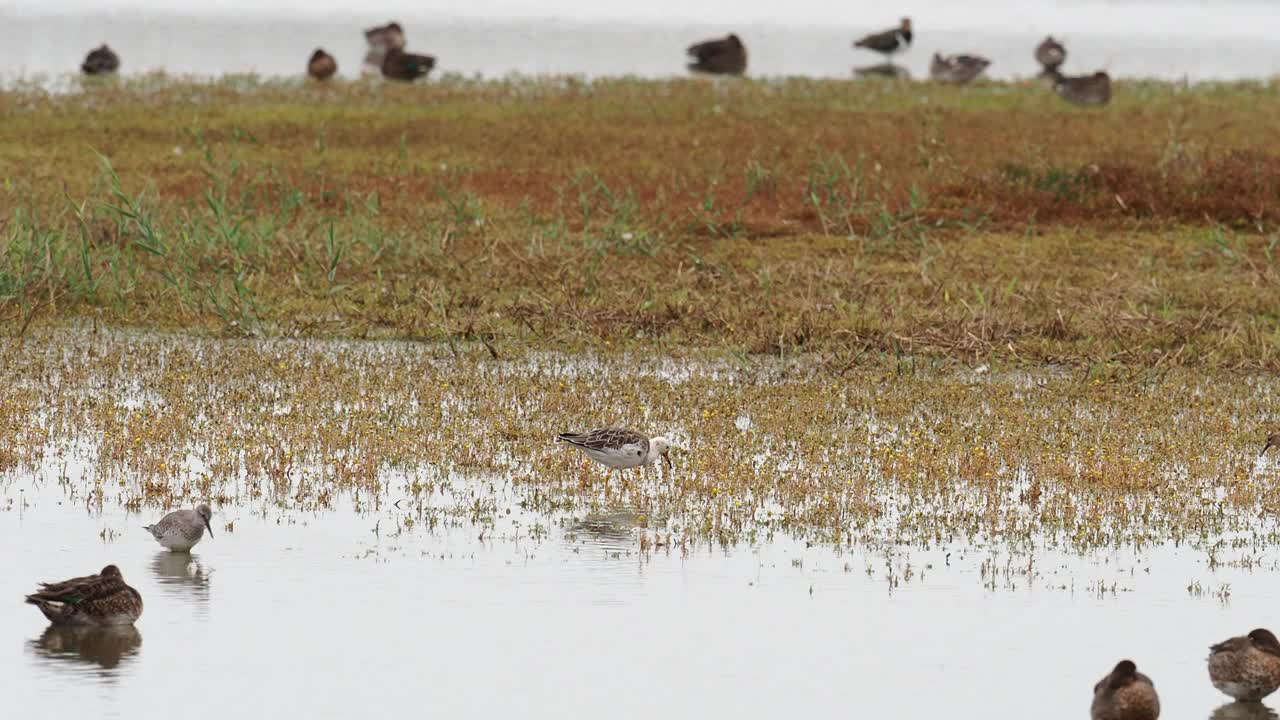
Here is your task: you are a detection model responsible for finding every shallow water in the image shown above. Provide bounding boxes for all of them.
[4,329,1280,718]
[5,3,1280,83]
[5,466,1280,718]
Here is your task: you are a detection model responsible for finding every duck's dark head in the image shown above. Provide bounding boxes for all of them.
[900,17,912,32]
[100,564,122,578]
[727,34,743,48]
[1106,660,1138,690]
[310,49,329,63]
[1250,629,1280,651]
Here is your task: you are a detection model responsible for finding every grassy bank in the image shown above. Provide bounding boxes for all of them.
[2,76,1279,367]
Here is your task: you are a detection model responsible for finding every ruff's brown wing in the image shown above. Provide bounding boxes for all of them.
[558,427,649,453]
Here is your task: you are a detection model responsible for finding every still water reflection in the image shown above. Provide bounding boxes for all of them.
[6,472,1280,720]
[29,625,143,672]
[1211,702,1280,720]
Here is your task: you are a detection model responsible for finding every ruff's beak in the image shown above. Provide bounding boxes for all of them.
[204,518,214,538]
[662,453,673,470]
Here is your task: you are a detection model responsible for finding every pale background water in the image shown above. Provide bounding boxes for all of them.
[3,1,1280,81]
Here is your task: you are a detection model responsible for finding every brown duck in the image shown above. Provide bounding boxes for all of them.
[854,18,912,62]
[1209,629,1280,702]
[1092,660,1160,720]
[365,21,405,49]
[686,34,747,75]
[25,565,142,626]
[308,49,337,80]
[929,53,990,84]
[381,47,436,82]
[363,21,406,75]
[81,44,120,75]
[1036,35,1066,72]
[1051,70,1111,106]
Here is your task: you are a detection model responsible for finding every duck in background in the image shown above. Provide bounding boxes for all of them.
[1036,35,1067,76]
[1208,629,1280,702]
[81,44,120,75]
[854,18,912,65]
[1091,660,1160,720]
[930,53,991,84]
[686,33,747,76]
[382,47,436,81]
[363,21,406,76]
[307,49,337,80]
[1051,69,1112,106]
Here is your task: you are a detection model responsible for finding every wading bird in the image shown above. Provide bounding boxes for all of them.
[144,503,214,552]
[854,18,912,64]
[557,428,675,472]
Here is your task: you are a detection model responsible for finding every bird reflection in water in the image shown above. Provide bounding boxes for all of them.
[150,551,211,602]
[567,508,642,541]
[30,624,142,670]
[1212,702,1280,720]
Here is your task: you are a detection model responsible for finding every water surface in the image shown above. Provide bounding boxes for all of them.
[4,329,1280,718]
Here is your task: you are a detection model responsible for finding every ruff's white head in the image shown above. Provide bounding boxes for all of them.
[648,436,675,469]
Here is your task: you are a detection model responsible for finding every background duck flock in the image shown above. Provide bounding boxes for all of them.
[70,15,1118,105]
